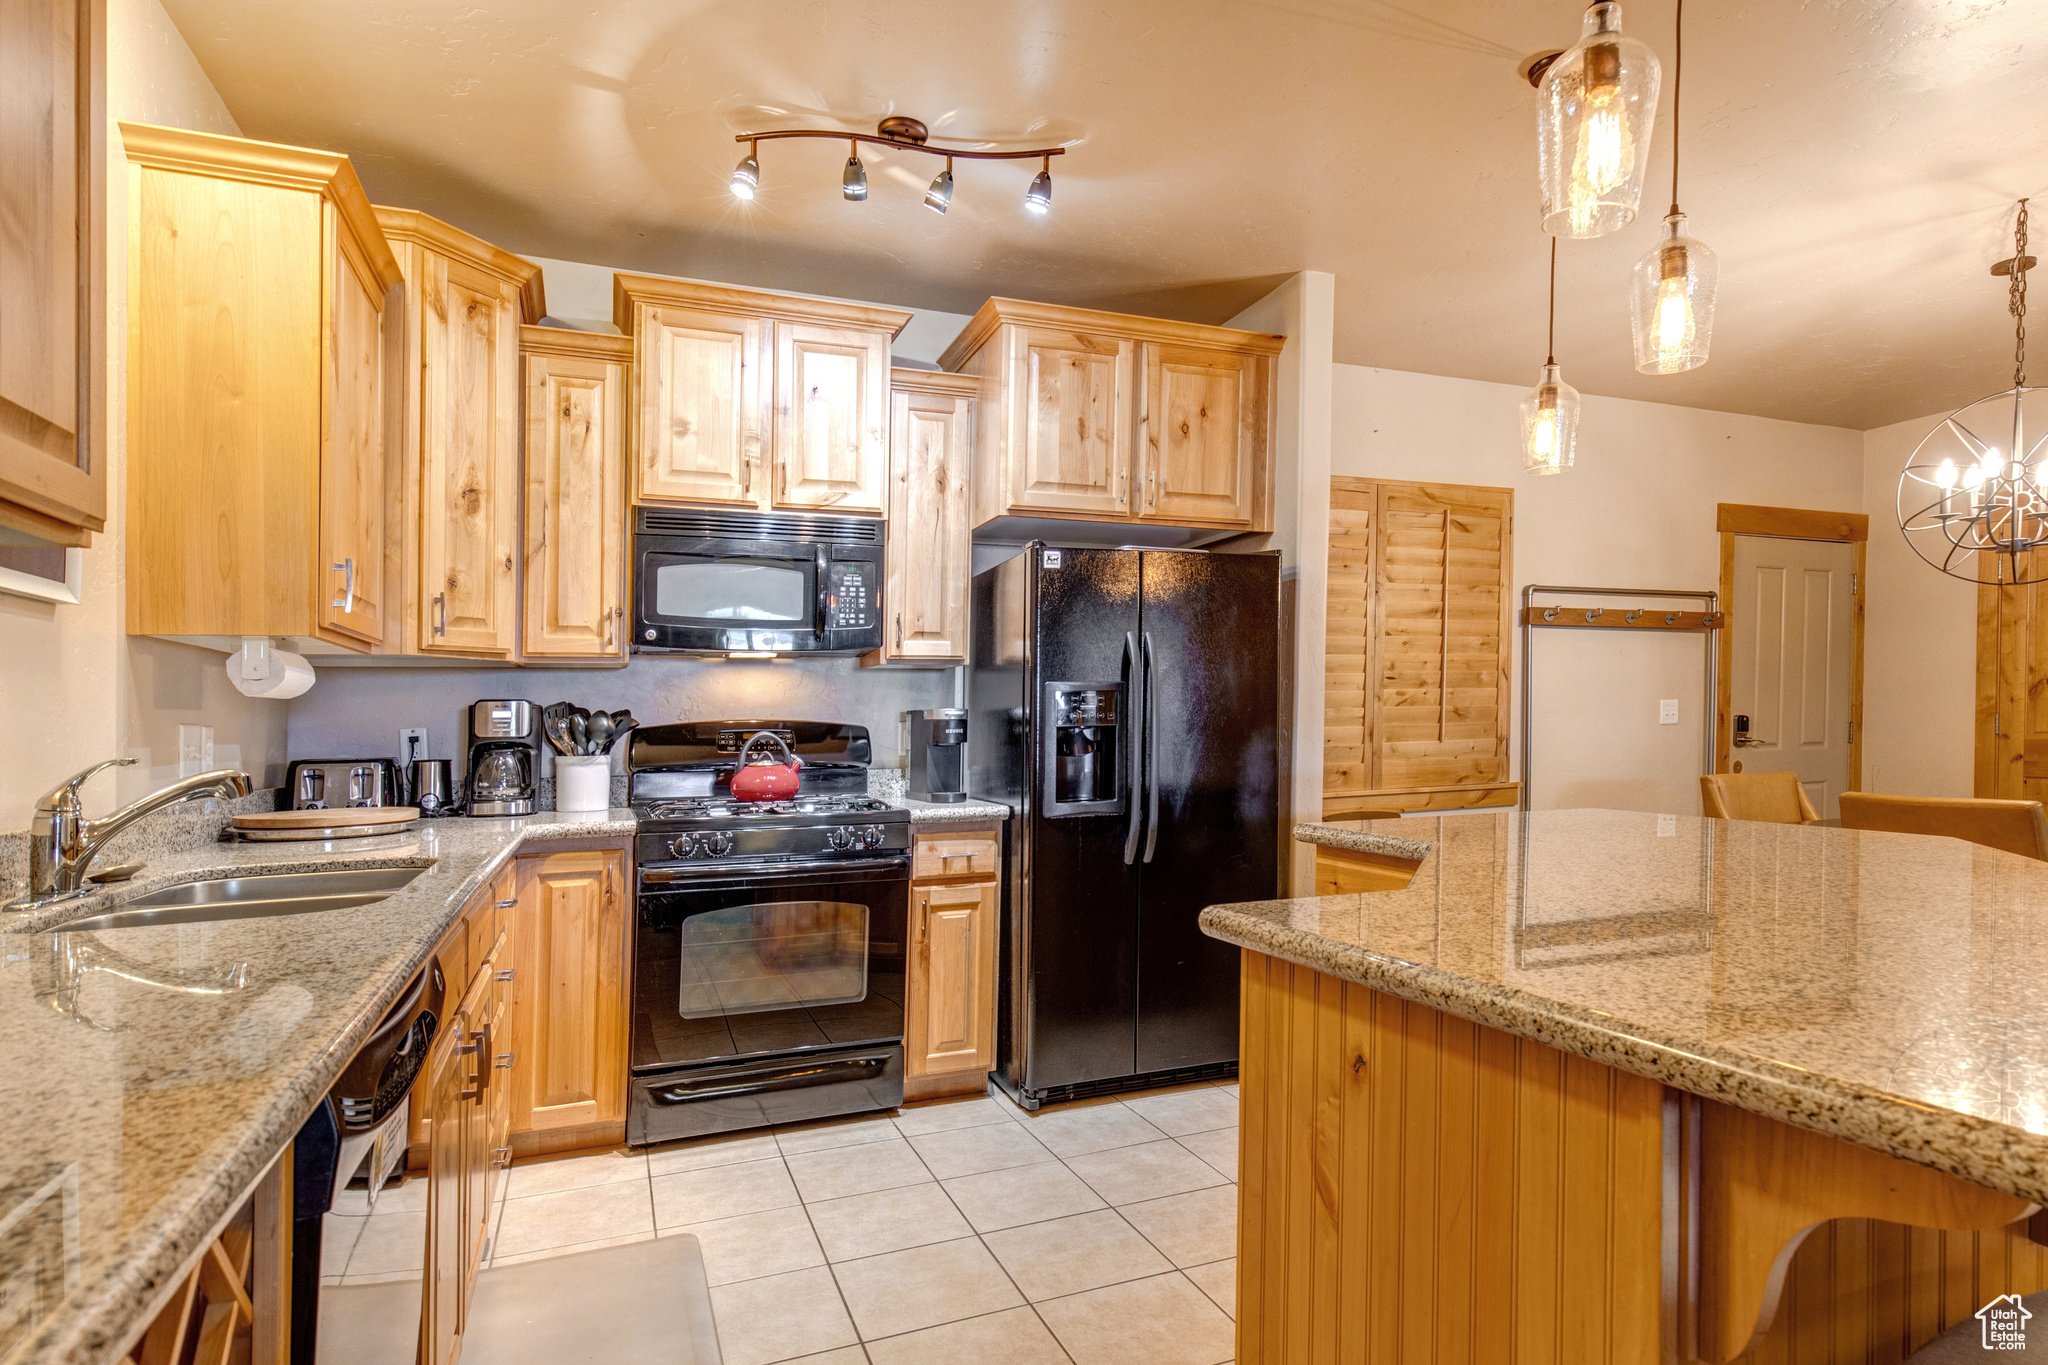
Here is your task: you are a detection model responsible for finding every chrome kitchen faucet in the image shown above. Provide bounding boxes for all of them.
[8,758,252,911]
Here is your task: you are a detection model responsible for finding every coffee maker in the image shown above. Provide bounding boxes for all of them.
[466,700,539,816]
[906,708,969,803]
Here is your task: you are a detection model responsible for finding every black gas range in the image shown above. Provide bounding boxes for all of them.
[625,721,910,1146]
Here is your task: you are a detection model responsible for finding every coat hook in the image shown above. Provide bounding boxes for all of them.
[1665,612,1680,625]
[1625,610,1642,624]
[1585,608,1604,623]
[1542,606,1559,622]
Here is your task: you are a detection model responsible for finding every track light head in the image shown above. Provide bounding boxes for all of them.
[1024,158,1052,215]
[731,144,760,201]
[843,143,867,201]
[924,158,954,215]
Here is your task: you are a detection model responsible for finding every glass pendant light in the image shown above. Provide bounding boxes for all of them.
[1629,0,1716,372]
[1522,238,1581,475]
[842,141,868,201]
[1536,2,1661,239]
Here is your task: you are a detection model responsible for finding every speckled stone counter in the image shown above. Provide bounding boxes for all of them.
[0,810,636,1365]
[864,769,1009,824]
[1200,808,2048,1206]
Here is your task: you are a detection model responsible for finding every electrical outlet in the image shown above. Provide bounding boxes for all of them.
[399,728,429,763]
[1658,699,1679,725]
[178,725,214,777]
[1657,813,1677,837]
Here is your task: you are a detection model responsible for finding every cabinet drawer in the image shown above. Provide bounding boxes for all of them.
[912,829,1000,882]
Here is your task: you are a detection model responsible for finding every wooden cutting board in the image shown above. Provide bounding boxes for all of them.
[233,807,420,830]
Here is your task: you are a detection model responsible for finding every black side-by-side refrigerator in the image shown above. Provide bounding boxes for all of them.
[969,544,1280,1108]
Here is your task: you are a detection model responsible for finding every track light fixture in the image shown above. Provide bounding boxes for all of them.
[730,140,760,201]
[924,157,955,214]
[1025,156,1053,215]
[728,116,1067,216]
[842,141,867,201]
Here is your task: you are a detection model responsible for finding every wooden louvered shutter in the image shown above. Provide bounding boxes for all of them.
[1324,477,1513,816]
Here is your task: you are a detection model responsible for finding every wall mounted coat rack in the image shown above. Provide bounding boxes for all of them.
[1519,584,1722,811]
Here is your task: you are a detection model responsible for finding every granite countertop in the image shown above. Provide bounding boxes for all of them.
[1200,808,2048,1206]
[863,770,1008,824]
[0,810,637,1365]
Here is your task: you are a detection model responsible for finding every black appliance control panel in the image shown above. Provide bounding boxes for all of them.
[826,560,876,629]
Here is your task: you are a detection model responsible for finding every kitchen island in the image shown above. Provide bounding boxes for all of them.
[1200,808,2048,1364]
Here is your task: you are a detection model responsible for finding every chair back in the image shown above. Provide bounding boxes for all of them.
[1700,771,1819,825]
[1837,792,2048,861]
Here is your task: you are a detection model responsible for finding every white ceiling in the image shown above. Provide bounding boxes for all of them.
[161,0,2048,430]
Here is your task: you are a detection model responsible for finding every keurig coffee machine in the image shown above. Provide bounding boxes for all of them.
[466,700,539,816]
[906,708,969,803]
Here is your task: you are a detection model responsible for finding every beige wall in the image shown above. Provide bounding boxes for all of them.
[0,0,291,824]
[1330,364,1866,816]
[1860,410,1977,798]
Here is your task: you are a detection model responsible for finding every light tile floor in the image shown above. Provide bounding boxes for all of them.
[328,1079,1240,1365]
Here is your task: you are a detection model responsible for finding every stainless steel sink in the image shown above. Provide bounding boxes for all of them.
[52,866,427,932]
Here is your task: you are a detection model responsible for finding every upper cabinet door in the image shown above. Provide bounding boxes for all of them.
[418,256,518,653]
[636,306,765,508]
[319,215,387,645]
[0,0,104,543]
[1009,327,1131,517]
[882,382,973,662]
[1137,343,1256,527]
[523,337,627,660]
[772,321,889,514]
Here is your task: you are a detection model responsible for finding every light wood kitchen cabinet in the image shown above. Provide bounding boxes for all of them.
[520,327,631,662]
[866,370,977,665]
[939,298,1281,535]
[123,123,403,649]
[510,848,630,1142]
[376,208,543,659]
[904,825,1001,1098]
[0,0,105,547]
[614,275,910,514]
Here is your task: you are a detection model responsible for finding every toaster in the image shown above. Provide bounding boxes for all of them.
[286,758,404,810]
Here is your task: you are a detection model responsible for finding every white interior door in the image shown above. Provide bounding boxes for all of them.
[1729,535,1855,818]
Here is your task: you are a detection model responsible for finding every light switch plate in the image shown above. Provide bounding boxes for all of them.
[1657,813,1677,836]
[178,725,214,777]
[399,728,429,763]
[1659,699,1680,725]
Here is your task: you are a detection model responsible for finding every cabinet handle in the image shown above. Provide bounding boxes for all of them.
[742,455,753,497]
[495,899,518,909]
[896,613,904,649]
[456,1026,487,1102]
[1120,471,1128,505]
[331,558,355,613]
[495,1052,514,1070]
[492,1147,513,1169]
[433,593,447,636]
[496,968,515,981]
[1148,470,1157,507]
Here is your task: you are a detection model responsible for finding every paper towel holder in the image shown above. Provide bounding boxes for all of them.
[227,637,316,700]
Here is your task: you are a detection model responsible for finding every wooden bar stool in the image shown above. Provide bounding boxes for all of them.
[1699,771,1819,824]
[1838,792,2048,861]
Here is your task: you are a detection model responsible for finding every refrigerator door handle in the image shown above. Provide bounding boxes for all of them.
[1142,630,1160,863]
[1122,630,1145,865]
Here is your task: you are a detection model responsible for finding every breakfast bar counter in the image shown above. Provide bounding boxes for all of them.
[1200,808,2048,1364]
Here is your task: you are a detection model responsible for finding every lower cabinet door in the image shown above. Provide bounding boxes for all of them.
[905,881,998,1076]
[424,1005,470,1365]
[510,849,628,1135]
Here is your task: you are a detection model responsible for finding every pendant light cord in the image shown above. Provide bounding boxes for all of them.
[1668,0,1683,216]
[1546,236,1558,366]
[2013,199,2030,389]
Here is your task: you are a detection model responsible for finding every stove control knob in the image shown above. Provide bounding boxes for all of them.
[825,826,856,851]
[858,824,886,849]
[707,831,735,857]
[668,834,700,860]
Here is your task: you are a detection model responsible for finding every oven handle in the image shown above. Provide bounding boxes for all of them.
[639,855,910,887]
[644,1051,892,1106]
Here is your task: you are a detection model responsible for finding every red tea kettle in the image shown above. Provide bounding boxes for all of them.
[730,731,803,802]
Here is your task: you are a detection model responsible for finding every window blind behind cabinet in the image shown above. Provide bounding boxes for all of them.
[1325,477,1513,816]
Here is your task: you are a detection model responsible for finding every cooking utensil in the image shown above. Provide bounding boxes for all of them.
[587,712,613,755]
[541,703,575,757]
[569,710,588,756]
[606,711,638,754]
[730,731,803,802]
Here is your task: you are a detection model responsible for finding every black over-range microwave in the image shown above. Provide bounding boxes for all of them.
[633,507,884,656]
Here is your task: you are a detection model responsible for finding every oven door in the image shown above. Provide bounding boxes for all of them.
[630,855,908,1144]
